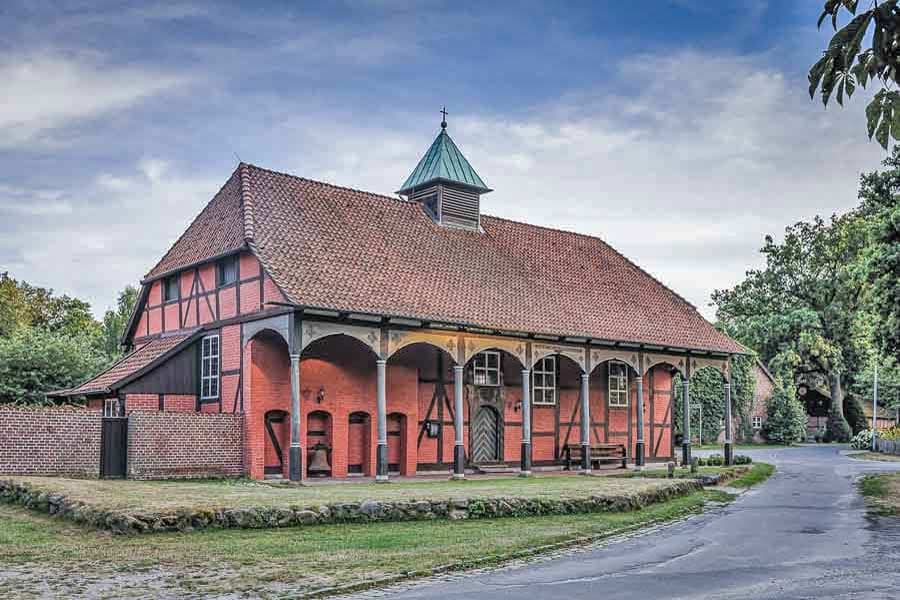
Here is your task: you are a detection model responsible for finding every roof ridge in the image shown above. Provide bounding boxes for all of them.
[243,162,403,204]
[239,162,256,242]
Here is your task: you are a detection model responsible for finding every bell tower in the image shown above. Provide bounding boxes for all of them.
[397,108,491,231]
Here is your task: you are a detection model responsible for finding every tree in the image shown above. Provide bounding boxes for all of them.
[0,327,108,405]
[712,214,870,442]
[0,272,100,340]
[99,285,139,361]
[809,1,900,149]
[763,375,809,445]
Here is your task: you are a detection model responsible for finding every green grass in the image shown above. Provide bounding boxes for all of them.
[0,490,724,598]
[847,451,900,463]
[694,443,789,451]
[4,474,686,514]
[858,473,900,517]
[729,463,775,488]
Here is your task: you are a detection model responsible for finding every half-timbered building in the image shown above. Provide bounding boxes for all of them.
[54,119,746,480]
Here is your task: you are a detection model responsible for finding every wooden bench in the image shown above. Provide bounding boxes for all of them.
[563,443,627,470]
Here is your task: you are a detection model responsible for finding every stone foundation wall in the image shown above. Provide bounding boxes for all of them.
[0,477,701,535]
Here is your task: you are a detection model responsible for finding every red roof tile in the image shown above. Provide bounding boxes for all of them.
[142,163,745,354]
[54,333,193,396]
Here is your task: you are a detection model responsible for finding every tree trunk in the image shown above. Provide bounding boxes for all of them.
[827,371,851,442]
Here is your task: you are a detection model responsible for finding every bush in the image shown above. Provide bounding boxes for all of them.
[706,453,724,466]
[764,377,808,444]
[880,426,900,441]
[733,455,753,465]
[851,429,874,450]
[844,396,868,435]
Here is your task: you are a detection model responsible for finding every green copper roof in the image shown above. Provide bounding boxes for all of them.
[398,129,491,195]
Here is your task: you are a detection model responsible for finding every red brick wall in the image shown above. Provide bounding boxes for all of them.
[127,411,243,479]
[0,406,102,477]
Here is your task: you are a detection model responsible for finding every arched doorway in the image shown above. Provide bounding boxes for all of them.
[264,409,289,477]
[307,410,333,477]
[387,412,406,475]
[470,405,501,463]
[347,411,371,476]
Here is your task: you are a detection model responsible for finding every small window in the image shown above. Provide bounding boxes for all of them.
[163,274,179,302]
[217,256,238,287]
[472,351,500,386]
[200,334,220,400]
[608,362,629,407]
[752,416,763,430]
[532,356,557,405]
[103,398,121,417]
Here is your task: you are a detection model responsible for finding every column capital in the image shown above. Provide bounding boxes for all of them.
[580,372,589,381]
[521,368,531,376]
[376,358,387,366]
[724,382,732,389]
[289,353,300,361]
[453,364,464,373]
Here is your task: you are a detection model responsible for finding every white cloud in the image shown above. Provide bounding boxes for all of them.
[0,54,188,148]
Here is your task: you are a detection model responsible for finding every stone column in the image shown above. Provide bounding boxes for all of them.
[453,365,465,479]
[289,353,302,482]
[636,374,646,467]
[376,359,388,482]
[724,381,733,466]
[580,372,591,473]
[682,378,691,466]
[520,368,532,476]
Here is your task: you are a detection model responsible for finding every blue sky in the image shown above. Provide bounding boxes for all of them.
[0,1,885,319]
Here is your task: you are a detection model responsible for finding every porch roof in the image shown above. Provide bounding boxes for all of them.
[49,332,195,398]
[142,163,746,355]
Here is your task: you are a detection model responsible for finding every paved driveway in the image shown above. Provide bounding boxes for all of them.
[364,446,900,599]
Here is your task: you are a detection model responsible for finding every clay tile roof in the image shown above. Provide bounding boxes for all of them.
[137,161,745,355]
[51,333,194,397]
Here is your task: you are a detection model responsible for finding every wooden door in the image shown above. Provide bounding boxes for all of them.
[471,406,500,463]
[100,417,128,478]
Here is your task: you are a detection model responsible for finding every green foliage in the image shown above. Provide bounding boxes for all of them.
[99,286,138,361]
[0,327,108,405]
[673,356,756,444]
[763,376,808,444]
[810,0,900,149]
[851,428,874,449]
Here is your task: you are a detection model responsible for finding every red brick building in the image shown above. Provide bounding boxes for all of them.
[53,121,745,480]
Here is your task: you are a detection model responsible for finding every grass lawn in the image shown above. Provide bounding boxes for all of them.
[859,473,900,516]
[694,443,789,451]
[6,474,687,514]
[0,490,726,599]
[609,463,774,488]
[846,451,900,463]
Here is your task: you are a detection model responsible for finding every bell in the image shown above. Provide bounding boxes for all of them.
[308,444,331,476]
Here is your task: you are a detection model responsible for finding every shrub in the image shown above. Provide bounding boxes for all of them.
[733,455,753,465]
[851,429,874,450]
[706,453,724,466]
[880,426,900,441]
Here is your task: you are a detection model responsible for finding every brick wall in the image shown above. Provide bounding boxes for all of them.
[127,411,244,480]
[0,406,102,477]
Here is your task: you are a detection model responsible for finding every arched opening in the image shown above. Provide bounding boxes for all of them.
[306,410,333,477]
[246,329,291,480]
[463,348,525,467]
[640,361,681,460]
[533,352,585,464]
[387,412,406,475]
[387,341,457,474]
[347,411,371,476]
[264,409,289,477]
[684,365,729,447]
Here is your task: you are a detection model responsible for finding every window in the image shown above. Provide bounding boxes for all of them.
[217,256,238,287]
[752,416,763,430]
[103,398,121,417]
[608,361,629,407]
[532,356,557,405]
[201,334,220,400]
[472,351,500,386]
[163,274,179,302]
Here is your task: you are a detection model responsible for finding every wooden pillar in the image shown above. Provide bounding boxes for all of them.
[580,372,591,473]
[520,368,532,476]
[376,359,388,482]
[289,353,302,481]
[636,371,646,467]
[453,365,465,479]
[682,365,691,466]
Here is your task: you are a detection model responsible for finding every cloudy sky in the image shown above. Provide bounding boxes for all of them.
[0,1,886,320]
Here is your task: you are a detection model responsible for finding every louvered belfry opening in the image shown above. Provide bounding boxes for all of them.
[397,119,491,231]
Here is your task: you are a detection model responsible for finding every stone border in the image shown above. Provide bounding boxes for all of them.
[0,478,701,536]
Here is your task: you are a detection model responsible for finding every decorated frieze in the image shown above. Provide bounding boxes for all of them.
[387,329,458,361]
[532,342,586,372]
[301,321,382,357]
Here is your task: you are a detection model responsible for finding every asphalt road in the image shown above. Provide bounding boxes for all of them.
[372,446,900,599]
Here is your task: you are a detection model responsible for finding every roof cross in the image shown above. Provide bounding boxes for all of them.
[440,106,448,129]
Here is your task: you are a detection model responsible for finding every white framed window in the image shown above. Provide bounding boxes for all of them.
[103,398,120,417]
[752,416,763,430]
[217,256,238,287]
[472,351,500,386]
[532,356,557,405]
[201,334,220,400]
[608,361,629,407]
